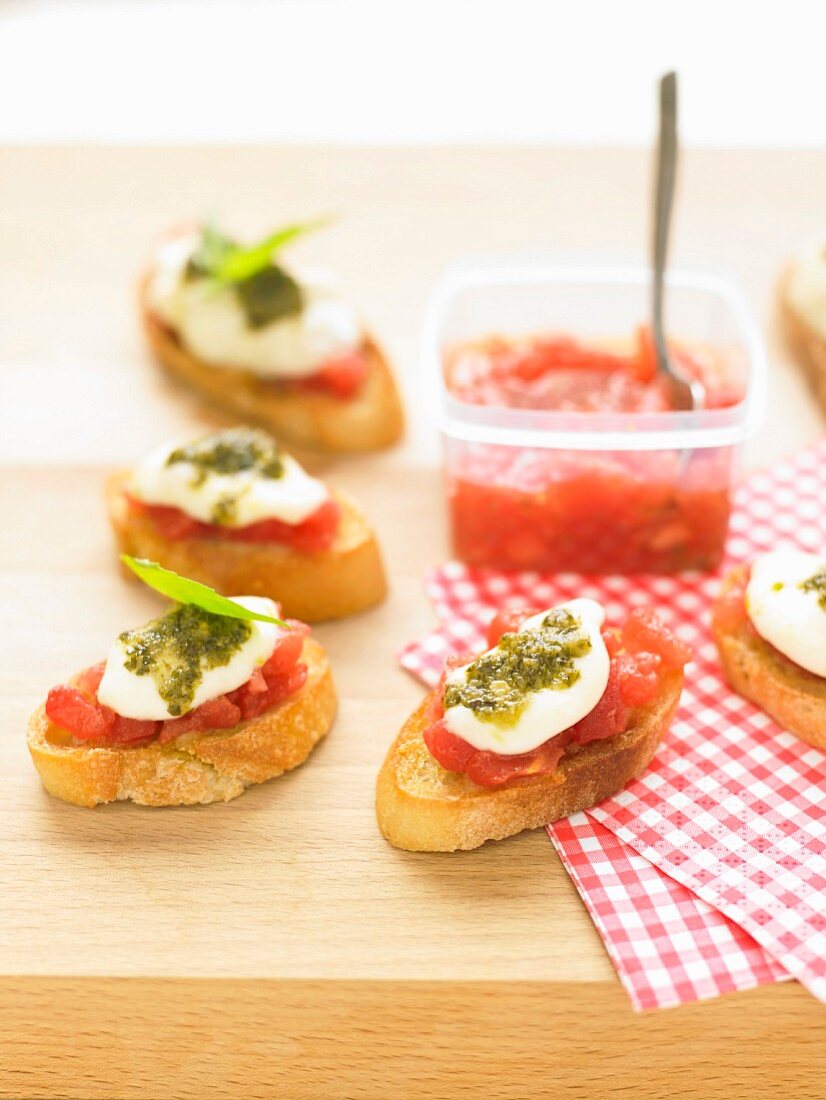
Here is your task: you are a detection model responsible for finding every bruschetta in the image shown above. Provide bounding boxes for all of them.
[376,599,690,852]
[712,550,826,751]
[28,561,337,807]
[140,220,404,452]
[107,426,387,622]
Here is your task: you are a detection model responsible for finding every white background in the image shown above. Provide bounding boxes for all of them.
[1,0,825,146]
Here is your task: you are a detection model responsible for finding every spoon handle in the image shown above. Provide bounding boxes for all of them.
[652,71,678,356]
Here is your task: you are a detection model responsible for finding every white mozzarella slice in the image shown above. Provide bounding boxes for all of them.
[97,596,281,720]
[129,437,329,528]
[146,234,362,377]
[746,550,826,677]
[443,597,610,755]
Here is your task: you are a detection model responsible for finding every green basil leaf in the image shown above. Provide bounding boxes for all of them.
[212,217,331,285]
[235,265,304,329]
[121,556,289,627]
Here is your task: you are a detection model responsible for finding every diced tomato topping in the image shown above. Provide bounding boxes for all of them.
[621,607,691,670]
[195,695,243,728]
[260,626,307,679]
[423,719,476,771]
[158,695,242,743]
[423,606,691,789]
[136,503,200,540]
[712,566,751,634]
[228,661,308,720]
[295,350,370,400]
[615,651,662,707]
[44,624,309,748]
[45,685,116,741]
[76,662,106,700]
[566,661,627,744]
[109,716,163,744]
[464,739,567,788]
[423,688,446,725]
[128,494,341,553]
[245,667,268,694]
[485,607,541,648]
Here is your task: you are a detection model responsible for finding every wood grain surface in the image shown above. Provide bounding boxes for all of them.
[1,146,824,1098]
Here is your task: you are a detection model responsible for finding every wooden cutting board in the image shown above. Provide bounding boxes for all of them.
[1,146,825,1100]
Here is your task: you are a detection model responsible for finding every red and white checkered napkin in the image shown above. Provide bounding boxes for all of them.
[550,815,787,1009]
[399,439,826,1010]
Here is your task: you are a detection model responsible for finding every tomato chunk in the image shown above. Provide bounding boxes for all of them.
[423,718,476,772]
[464,739,567,788]
[298,350,370,400]
[615,651,662,707]
[621,607,691,670]
[159,696,242,742]
[565,661,627,744]
[76,662,106,700]
[231,662,308,720]
[109,716,162,744]
[712,566,751,634]
[45,685,115,741]
[261,628,307,678]
[485,607,541,648]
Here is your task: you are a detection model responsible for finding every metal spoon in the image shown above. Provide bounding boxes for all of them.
[652,71,704,411]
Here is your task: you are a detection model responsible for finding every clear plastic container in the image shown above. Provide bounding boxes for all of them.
[421,257,767,574]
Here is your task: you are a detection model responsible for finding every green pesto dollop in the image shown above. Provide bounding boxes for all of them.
[166,428,285,486]
[119,603,252,717]
[235,266,303,330]
[444,608,592,727]
[800,568,826,611]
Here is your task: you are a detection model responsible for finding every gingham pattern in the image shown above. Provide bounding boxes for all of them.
[399,571,789,1010]
[399,438,826,1008]
[550,815,787,1010]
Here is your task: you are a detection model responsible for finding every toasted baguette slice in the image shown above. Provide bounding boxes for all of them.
[778,263,826,414]
[712,566,826,751]
[106,472,387,623]
[376,671,683,852]
[140,276,404,453]
[28,638,336,808]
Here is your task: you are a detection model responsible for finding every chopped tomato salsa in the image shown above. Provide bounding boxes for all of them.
[449,449,732,574]
[127,494,341,552]
[444,328,744,574]
[423,606,690,788]
[44,621,309,748]
[446,328,743,414]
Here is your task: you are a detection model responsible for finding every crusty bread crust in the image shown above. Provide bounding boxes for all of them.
[375,672,683,852]
[140,275,404,453]
[106,472,387,623]
[778,264,826,414]
[28,638,336,808]
[712,566,826,751]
